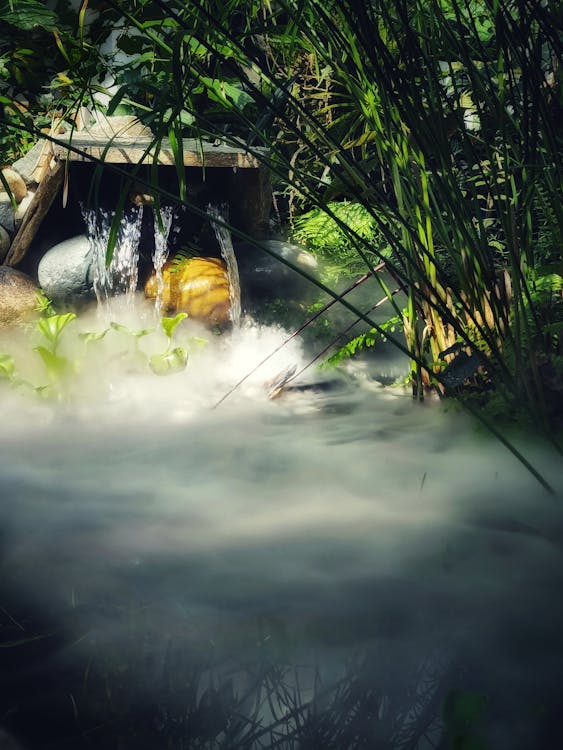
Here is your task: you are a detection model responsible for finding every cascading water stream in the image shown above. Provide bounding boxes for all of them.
[207,203,241,327]
[82,205,144,312]
[151,205,174,318]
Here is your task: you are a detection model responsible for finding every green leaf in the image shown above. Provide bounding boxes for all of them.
[79,329,109,346]
[0,353,16,380]
[161,312,188,340]
[149,347,188,375]
[199,77,254,109]
[37,313,76,348]
[110,322,154,338]
[34,346,70,377]
[0,0,58,30]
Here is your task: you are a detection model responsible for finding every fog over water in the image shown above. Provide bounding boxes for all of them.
[1,310,562,748]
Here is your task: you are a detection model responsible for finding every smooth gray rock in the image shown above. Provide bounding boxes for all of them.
[0,225,9,262]
[236,239,318,301]
[0,197,15,233]
[37,234,95,303]
[0,266,39,327]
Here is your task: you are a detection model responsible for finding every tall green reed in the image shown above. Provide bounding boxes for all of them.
[1,0,560,485]
[115,0,561,433]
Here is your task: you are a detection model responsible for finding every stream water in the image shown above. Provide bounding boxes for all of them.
[0,305,561,748]
[151,205,174,319]
[83,205,144,309]
[1,198,562,748]
[208,203,242,328]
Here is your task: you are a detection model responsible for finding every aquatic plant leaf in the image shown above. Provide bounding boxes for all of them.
[37,313,76,347]
[34,346,70,377]
[110,322,154,338]
[149,347,188,375]
[188,336,208,350]
[79,329,109,346]
[0,354,16,380]
[161,312,188,340]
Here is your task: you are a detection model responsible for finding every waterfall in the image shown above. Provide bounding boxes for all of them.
[152,205,174,317]
[207,203,241,328]
[83,205,144,309]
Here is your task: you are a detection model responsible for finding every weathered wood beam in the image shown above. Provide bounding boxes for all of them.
[51,136,268,169]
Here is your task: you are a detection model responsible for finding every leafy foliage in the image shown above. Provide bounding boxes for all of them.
[292,201,392,280]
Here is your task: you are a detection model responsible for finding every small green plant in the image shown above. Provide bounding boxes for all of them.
[149,312,188,375]
[79,328,110,348]
[109,321,154,369]
[0,353,16,382]
[34,290,56,317]
[34,312,77,382]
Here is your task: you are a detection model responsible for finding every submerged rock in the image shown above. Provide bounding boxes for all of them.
[145,257,230,326]
[235,239,317,306]
[37,235,95,304]
[0,266,39,327]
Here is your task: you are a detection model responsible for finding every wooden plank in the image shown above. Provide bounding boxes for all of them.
[51,136,268,169]
[4,160,64,267]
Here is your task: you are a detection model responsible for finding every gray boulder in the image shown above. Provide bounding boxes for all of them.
[37,234,95,304]
[0,225,9,262]
[0,266,39,327]
[235,239,318,303]
[0,197,15,233]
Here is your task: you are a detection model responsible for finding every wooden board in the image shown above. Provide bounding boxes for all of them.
[4,160,64,267]
[51,135,268,169]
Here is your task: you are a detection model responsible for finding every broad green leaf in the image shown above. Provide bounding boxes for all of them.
[0,354,16,380]
[149,347,188,375]
[34,346,70,377]
[0,0,58,30]
[199,77,254,109]
[79,329,109,346]
[161,312,188,340]
[37,313,76,347]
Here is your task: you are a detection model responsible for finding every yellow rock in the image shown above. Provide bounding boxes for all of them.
[145,257,231,326]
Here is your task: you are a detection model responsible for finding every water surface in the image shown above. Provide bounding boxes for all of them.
[0,316,561,749]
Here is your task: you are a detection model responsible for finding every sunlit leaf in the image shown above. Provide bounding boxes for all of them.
[110,322,154,338]
[37,313,77,347]
[34,346,70,377]
[161,312,188,340]
[0,354,16,380]
[79,329,109,346]
[149,347,188,375]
